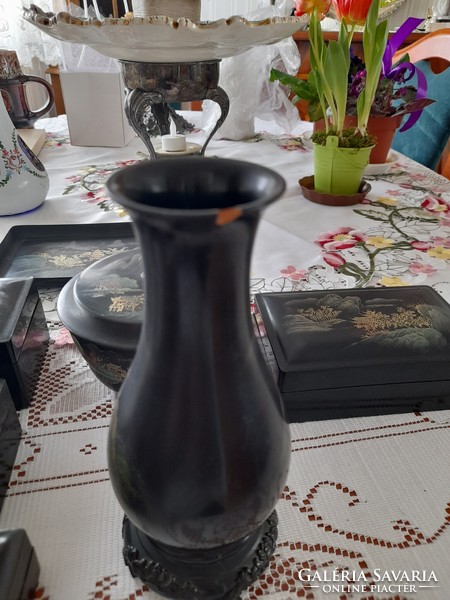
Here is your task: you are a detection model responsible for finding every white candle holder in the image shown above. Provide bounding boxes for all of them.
[156,142,203,157]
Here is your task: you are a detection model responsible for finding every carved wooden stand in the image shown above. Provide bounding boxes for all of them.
[122,513,278,599]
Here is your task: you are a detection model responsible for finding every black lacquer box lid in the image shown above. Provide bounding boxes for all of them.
[58,248,143,351]
[255,286,450,421]
[0,278,35,365]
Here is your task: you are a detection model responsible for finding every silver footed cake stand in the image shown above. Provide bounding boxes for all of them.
[24,4,307,158]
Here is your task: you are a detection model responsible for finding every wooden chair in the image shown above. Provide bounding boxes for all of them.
[392,28,450,72]
[391,28,450,178]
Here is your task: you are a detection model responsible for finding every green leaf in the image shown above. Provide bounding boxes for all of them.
[269,68,318,101]
[353,209,389,222]
[337,20,350,73]
[360,0,388,129]
[308,100,324,121]
[63,185,77,195]
[324,41,348,129]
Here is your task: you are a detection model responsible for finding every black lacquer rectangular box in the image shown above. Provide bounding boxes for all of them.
[0,529,40,600]
[0,278,49,410]
[255,286,450,422]
[0,379,21,514]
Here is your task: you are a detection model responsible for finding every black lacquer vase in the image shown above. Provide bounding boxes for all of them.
[106,157,291,599]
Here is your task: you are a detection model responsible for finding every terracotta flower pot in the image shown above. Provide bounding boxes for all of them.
[312,118,326,132]
[344,114,404,164]
[131,0,201,20]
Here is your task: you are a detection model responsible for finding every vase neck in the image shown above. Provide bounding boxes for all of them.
[135,212,259,348]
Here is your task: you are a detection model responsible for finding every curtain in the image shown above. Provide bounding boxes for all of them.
[201,0,291,20]
[0,1,62,68]
[388,0,432,28]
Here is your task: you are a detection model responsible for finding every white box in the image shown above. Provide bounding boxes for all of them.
[60,72,135,147]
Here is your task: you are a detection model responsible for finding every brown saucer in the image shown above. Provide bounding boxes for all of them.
[299,176,372,206]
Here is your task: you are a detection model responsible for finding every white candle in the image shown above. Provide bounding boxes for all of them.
[161,119,187,152]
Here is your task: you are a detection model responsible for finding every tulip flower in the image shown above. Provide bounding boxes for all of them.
[331,0,372,26]
[294,0,331,18]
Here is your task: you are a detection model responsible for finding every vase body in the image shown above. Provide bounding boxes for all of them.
[0,95,49,216]
[131,0,201,20]
[106,156,290,599]
[313,136,373,195]
[344,114,404,164]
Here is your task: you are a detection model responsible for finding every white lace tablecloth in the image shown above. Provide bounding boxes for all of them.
[0,114,449,600]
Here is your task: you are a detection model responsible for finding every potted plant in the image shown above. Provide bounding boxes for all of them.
[271,30,434,161]
[287,0,388,197]
[270,0,432,188]
[345,18,434,163]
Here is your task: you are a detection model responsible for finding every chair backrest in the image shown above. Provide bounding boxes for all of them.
[392,28,450,68]
[391,29,450,171]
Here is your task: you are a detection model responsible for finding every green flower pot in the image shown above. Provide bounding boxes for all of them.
[313,136,374,195]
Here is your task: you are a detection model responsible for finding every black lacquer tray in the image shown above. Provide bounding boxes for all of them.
[0,223,136,284]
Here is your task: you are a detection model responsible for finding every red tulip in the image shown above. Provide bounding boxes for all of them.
[331,0,373,26]
[294,0,331,17]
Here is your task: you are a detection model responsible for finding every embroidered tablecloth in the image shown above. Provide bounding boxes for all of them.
[0,114,449,600]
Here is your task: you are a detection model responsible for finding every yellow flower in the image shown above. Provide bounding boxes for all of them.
[427,246,450,260]
[366,236,394,248]
[377,197,397,206]
[379,276,409,287]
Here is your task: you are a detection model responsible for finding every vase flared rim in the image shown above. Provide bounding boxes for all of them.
[106,157,286,219]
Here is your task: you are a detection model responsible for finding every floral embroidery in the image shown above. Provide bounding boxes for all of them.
[322,252,346,268]
[44,131,71,147]
[378,275,410,287]
[427,246,450,260]
[377,196,397,206]
[366,236,394,248]
[251,165,450,295]
[422,196,450,213]
[409,261,438,275]
[247,132,307,152]
[280,265,308,281]
[63,158,144,214]
[316,227,367,250]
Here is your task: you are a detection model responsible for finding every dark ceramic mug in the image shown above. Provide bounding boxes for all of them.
[0,76,55,128]
[0,49,54,128]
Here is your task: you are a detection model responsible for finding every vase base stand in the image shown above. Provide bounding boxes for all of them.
[122,512,278,599]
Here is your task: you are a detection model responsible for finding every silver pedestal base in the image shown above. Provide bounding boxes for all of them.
[121,60,229,159]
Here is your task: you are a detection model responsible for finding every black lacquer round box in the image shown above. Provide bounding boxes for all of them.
[57,248,142,390]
